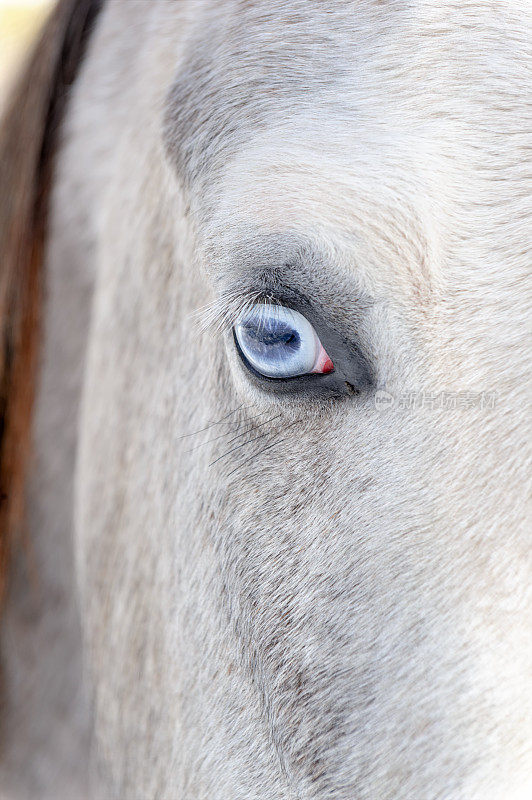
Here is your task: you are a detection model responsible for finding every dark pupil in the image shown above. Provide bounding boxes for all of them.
[242,318,300,355]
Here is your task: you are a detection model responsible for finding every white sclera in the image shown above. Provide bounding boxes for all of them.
[235,303,321,378]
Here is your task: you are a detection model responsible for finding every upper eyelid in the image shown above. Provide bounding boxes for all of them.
[195,235,365,334]
[195,251,332,333]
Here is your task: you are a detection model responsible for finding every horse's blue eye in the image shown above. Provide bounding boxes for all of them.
[234,303,334,379]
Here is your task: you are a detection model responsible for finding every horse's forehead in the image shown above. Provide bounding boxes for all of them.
[160,0,440,301]
[163,0,374,191]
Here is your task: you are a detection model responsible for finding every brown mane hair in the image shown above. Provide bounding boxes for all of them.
[0,0,104,600]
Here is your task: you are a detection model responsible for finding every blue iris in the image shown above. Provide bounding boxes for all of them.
[234,303,320,378]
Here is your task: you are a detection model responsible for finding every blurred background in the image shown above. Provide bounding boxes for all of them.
[0,0,51,110]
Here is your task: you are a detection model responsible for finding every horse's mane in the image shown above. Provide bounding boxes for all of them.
[0,0,103,600]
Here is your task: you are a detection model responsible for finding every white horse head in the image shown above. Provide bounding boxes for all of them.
[0,2,530,798]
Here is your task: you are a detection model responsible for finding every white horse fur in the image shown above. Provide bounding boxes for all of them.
[0,1,530,798]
